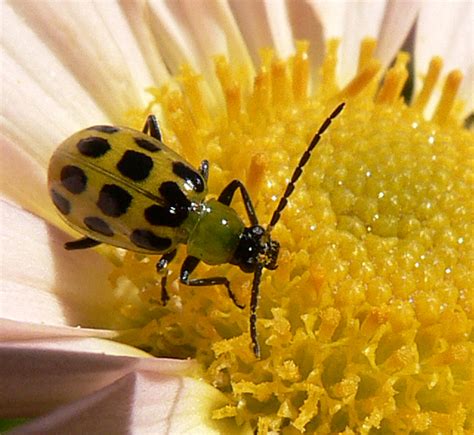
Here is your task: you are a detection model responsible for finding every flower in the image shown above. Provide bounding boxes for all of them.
[1,1,473,433]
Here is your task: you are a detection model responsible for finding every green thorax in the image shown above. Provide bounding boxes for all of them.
[186,199,245,265]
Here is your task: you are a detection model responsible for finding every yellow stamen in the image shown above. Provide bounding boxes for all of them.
[319,38,340,98]
[178,64,211,130]
[292,40,310,102]
[215,55,242,122]
[357,37,377,72]
[338,59,381,99]
[376,52,410,104]
[412,56,443,112]
[433,69,463,125]
[272,59,292,110]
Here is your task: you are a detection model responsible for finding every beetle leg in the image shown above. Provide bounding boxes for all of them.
[218,180,259,226]
[64,237,101,250]
[142,114,162,141]
[249,265,264,358]
[156,249,177,305]
[180,256,245,309]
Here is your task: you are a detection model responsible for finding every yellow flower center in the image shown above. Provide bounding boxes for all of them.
[109,39,473,433]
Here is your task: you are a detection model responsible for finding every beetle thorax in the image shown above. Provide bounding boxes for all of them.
[186,199,245,265]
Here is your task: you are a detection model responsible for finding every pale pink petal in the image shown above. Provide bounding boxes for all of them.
[0,134,53,222]
[147,0,254,103]
[0,318,117,341]
[307,0,347,39]
[285,0,325,71]
[92,1,159,91]
[180,0,254,70]
[339,0,386,81]
[304,1,418,85]
[147,0,203,74]
[375,0,421,69]
[119,1,171,85]
[8,1,147,123]
[415,1,474,114]
[0,338,196,418]
[9,371,249,434]
[1,3,108,139]
[230,0,295,64]
[0,200,131,329]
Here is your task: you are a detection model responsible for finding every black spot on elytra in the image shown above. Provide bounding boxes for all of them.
[51,189,70,215]
[145,204,188,227]
[84,216,114,237]
[97,184,133,217]
[77,137,111,157]
[135,137,161,152]
[60,165,87,194]
[172,161,204,193]
[116,150,153,181]
[159,181,191,208]
[86,125,120,134]
[130,229,172,251]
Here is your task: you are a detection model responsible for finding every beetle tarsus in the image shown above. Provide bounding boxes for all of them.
[156,250,177,305]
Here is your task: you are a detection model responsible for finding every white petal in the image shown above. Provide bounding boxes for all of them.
[180,0,254,70]
[10,372,250,434]
[1,3,108,139]
[147,0,203,74]
[0,134,53,221]
[305,0,416,85]
[147,0,254,104]
[285,0,325,70]
[7,1,147,122]
[119,0,172,85]
[415,1,474,114]
[0,338,196,418]
[0,318,117,341]
[0,200,130,329]
[375,0,421,69]
[230,0,295,64]
[340,0,386,82]
[2,346,248,434]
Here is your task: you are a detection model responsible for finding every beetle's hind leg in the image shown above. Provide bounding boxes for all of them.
[64,237,101,250]
[180,256,245,309]
[156,249,177,305]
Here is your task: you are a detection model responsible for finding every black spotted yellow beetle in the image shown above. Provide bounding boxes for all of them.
[48,103,345,357]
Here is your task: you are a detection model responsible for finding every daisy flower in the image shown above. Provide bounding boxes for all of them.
[1,1,473,433]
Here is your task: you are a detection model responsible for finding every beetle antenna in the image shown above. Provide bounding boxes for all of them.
[266,102,345,232]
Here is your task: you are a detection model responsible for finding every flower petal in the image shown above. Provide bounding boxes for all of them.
[13,374,246,434]
[0,134,53,221]
[7,1,148,123]
[415,1,474,115]
[0,199,130,329]
[1,340,248,434]
[0,318,117,342]
[118,1,171,85]
[375,0,421,68]
[0,338,196,418]
[2,2,109,142]
[230,0,295,63]
[148,0,254,101]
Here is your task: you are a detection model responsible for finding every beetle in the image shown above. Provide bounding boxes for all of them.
[48,102,345,357]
